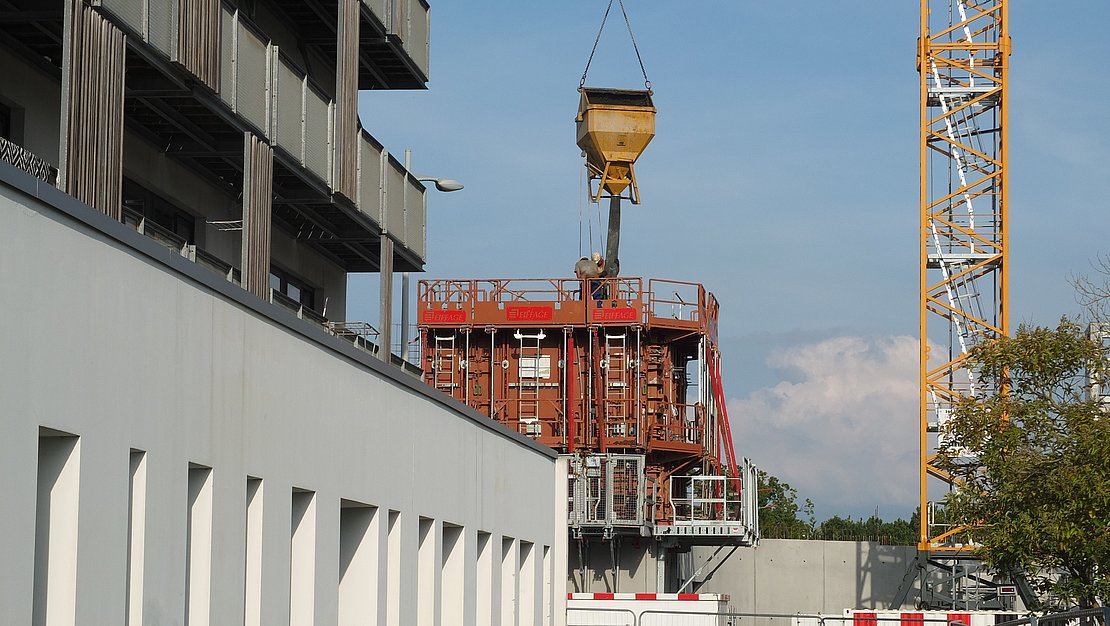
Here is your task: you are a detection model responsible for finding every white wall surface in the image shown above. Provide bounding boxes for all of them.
[0,171,566,626]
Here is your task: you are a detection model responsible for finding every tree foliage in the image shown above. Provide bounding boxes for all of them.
[937,319,1110,607]
[756,470,918,544]
[815,511,919,545]
[756,471,815,539]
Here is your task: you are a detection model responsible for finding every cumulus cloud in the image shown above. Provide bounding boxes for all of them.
[728,334,920,519]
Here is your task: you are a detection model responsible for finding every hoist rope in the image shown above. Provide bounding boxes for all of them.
[579,0,651,91]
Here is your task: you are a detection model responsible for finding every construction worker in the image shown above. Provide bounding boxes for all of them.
[574,253,607,303]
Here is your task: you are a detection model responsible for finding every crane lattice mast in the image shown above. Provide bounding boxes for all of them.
[918,0,1010,553]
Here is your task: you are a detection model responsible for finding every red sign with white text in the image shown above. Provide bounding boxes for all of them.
[506,306,555,322]
[592,307,638,322]
[421,309,467,324]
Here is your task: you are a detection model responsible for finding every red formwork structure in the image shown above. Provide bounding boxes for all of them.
[418,275,758,542]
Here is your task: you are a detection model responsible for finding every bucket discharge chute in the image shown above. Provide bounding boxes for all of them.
[576,87,655,203]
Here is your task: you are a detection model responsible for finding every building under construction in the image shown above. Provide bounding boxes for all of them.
[418,78,760,590]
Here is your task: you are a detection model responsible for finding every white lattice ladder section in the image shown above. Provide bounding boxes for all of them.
[514,329,545,422]
[603,332,629,438]
[432,334,458,393]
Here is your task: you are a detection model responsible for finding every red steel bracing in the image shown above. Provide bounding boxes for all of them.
[566,335,577,453]
[709,350,741,489]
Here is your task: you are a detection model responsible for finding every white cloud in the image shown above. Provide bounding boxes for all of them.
[728,335,920,520]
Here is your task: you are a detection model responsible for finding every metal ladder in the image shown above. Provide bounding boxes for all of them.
[432,334,458,392]
[603,332,629,438]
[513,329,545,423]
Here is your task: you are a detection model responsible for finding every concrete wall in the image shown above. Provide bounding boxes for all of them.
[567,539,916,614]
[0,168,566,626]
[694,540,916,614]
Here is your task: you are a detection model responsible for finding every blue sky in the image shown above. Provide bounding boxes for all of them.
[353,2,1110,520]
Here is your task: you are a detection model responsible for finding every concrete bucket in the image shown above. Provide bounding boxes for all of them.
[575,87,655,203]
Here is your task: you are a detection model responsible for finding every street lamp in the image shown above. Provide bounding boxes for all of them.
[418,176,464,193]
[397,166,463,365]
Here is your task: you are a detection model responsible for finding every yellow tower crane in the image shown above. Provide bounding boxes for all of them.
[903,0,1015,610]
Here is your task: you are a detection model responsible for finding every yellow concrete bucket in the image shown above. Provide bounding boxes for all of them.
[575,87,655,203]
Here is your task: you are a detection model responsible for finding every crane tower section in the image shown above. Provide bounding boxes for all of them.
[418,277,758,544]
[918,0,1010,552]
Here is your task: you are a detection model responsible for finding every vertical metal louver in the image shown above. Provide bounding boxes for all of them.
[234,22,269,134]
[357,133,384,229]
[176,0,219,90]
[241,132,273,299]
[273,57,304,161]
[303,86,331,184]
[333,0,359,201]
[60,0,126,219]
[145,0,178,57]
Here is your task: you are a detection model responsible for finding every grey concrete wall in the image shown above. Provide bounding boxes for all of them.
[568,537,662,594]
[566,539,916,614]
[694,540,916,614]
[0,170,566,626]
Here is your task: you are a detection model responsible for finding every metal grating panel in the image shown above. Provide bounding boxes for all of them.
[219,5,235,103]
[99,0,145,36]
[403,175,425,260]
[273,58,304,160]
[407,1,429,77]
[391,0,408,38]
[303,86,331,184]
[383,157,406,237]
[146,0,178,57]
[235,23,269,134]
[357,134,383,226]
[361,0,388,28]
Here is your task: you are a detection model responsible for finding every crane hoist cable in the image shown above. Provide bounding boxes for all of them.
[579,0,652,92]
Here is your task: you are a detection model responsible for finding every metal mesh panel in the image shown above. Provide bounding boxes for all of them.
[273,59,304,159]
[403,176,425,260]
[391,0,408,38]
[99,0,144,35]
[357,134,383,225]
[303,87,331,184]
[235,23,269,133]
[218,5,234,103]
[608,457,642,525]
[383,157,406,237]
[361,0,389,28]
[407,1,429,77]
[146,0,178,57]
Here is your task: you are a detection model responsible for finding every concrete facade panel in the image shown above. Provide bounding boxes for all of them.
[0,173,562,625]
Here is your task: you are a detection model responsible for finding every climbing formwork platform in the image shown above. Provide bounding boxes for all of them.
[418,276,758,544]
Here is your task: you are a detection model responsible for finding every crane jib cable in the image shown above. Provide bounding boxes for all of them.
[579,0,652,91]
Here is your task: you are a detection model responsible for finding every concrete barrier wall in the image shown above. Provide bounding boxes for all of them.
[568,538,916,614]
[694,540,916,613]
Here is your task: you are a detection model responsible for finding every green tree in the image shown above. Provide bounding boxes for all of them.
[815,511,919,545]
[937,319,1110,607]
[756,471,815,539]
